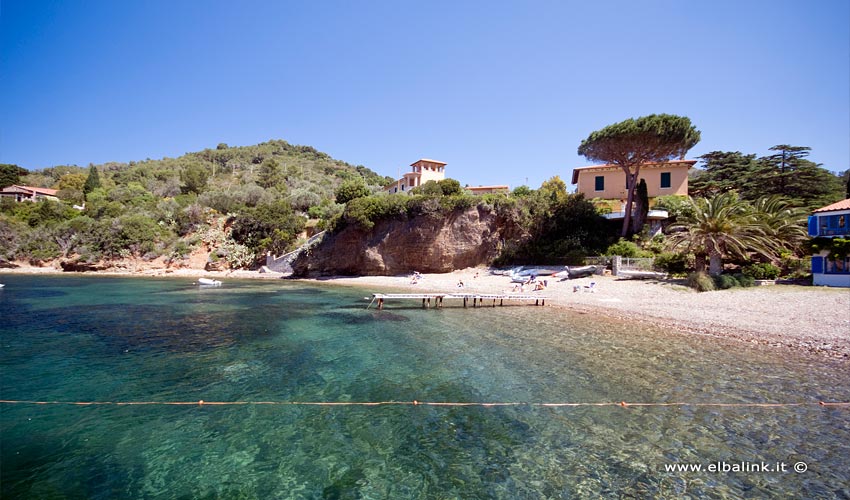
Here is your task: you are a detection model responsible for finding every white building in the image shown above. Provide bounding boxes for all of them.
[385,159,446,194]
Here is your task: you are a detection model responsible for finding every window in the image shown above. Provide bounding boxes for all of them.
[660,172,671,189]
[825,256,850,274]
[594,176,605,191]
[822,214,850,236]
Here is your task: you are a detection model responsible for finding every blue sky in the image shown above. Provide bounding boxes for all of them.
[2,0,848,190]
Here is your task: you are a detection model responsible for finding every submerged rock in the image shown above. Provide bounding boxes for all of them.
[60,259,108,272]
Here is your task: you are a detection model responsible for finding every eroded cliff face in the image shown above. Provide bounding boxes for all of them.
[292,206,524,276]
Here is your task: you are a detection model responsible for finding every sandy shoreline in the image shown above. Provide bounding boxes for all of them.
[2,265,848,360]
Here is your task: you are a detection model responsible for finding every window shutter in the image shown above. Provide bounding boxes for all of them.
[811,256,824,274]
[807,216,818,237]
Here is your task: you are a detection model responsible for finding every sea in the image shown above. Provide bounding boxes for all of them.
[1,275,848,499]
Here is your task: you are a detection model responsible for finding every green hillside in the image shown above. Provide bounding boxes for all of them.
[0,140,393,267]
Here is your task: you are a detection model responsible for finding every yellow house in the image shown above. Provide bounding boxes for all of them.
[571,159,695,201]
[385,159,447,194]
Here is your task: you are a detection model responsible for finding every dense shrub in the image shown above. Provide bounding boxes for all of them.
[288,189,322,212]
[411,178,465,197]
[495,193,612,265]
[439,194,478,212]
[230,201,306,256]
[342,194,409,229]
[807,237,850,259]
[604,239,652,258]
[742,262,781,280]
[687,271,715,292]
[708,273,757,289]
[19,226,61,263]
[652,195,694,220]
[335,177,370,204]
[713,274,739,290]
[103,214,164,257]
[410,181,444,196]
[653,252,687,274]
[733,273,755,287]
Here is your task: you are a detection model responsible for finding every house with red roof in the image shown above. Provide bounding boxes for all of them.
[571,159,696,233]
[385,159,448,194]
[384,159,510,195]
[808,198,850,287]
[0,185,59,203]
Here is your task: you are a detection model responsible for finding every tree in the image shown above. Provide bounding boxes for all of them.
[83,165,102,197]
[412,181,443,196]
[57,173,86,192]
[750,196,808,250]
[335,177,371,204]
[413,178,464,197]
[537,176,569,205]
[844,170,850,199]
[666,193,776,276]
[632,178,649,232]
[180,162,210,194]
[689,151,759,198]
[752,145,845,208]
[257,158,285,189]
[437,178,463,196]
[104,214,163,257]
[578,114,700,237]
[230,201,305,256]
[496,192,612,265]
[0,164,28,189]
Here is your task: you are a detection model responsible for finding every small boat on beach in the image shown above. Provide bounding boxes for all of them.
[198,278,222,286]
[554,265,601,280]
[616,269,666,280]
[508,266,567,282]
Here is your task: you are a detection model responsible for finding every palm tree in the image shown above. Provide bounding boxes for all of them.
[666,193,775,276]
[750,195,809,250]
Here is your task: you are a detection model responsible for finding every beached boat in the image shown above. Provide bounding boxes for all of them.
[554,265,601,280]
[617,269,666,280]
[508,266,567,282]
[198,278,222,286]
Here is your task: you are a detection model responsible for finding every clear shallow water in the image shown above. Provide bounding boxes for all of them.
[0,275,848,499]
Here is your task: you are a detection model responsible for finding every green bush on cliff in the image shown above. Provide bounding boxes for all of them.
[341,194,409,230]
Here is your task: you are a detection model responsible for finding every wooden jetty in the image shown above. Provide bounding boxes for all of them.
[367,293,548,310]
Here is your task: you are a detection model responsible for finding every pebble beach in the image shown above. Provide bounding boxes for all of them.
[2,264,848,359]
[308,268,850,360]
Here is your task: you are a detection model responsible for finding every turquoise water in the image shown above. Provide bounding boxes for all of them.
[0,275,848,499]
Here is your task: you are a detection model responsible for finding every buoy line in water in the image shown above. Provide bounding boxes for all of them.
[1,399,848,409]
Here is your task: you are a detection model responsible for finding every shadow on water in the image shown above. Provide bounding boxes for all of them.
[321,311,411,325]
[6,302,302,354]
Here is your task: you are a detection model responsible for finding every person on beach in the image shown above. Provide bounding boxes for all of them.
[457,280,464,288]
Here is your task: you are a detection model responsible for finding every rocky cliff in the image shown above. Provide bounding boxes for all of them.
[291,205,524,276]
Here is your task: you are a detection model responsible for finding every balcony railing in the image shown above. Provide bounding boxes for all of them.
[816,228,849,237]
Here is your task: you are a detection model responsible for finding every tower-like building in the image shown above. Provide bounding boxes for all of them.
[385,159,446,194]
